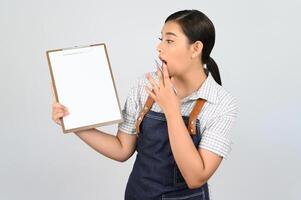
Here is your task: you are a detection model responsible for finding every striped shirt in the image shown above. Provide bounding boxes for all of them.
[118,71,238,159]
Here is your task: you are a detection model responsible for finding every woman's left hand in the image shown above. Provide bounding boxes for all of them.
[145,64,180,115]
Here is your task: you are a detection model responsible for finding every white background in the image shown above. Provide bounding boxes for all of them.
[0,0,300,199]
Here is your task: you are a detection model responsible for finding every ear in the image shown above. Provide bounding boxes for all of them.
[191,41,203,59]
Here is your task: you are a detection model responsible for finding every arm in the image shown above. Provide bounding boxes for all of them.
[52,102,137,162]
[51,85,137,163]
[74,129,137,162]
[165,111,222,189]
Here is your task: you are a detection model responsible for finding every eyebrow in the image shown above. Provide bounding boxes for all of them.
[161,32,178,37]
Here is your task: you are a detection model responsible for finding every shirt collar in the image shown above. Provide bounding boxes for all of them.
[182,73,219,104]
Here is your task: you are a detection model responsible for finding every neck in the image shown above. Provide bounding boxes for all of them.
[172,64,207,99]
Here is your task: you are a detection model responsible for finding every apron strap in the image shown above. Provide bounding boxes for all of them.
[135,95,206,136]
[188,99,206,135]
[135,95,155,135]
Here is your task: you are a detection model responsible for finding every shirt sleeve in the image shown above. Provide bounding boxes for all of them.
[199,97,238,159]
[118,78,141,135]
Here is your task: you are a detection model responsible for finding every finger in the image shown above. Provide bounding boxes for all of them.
[146,73,159,94]
[170,77,178,95]
[52,115,62,125]
[162,64,173,88]
[53,110,62,117]
[53,107,67,116]
[53,103,69,112]
[145,85,157,101]
[54,110,69,117]
[55,119,62,126]
[53,108,69,121]
[162,63,170,81]
[52,116,61,124]
[54,112,65,119]
[54,110,65,117]
[156,69,164,87]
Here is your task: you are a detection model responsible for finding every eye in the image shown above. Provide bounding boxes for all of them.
[158,37,173,44]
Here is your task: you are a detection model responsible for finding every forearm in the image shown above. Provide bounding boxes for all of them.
[165,110,205,187]
[74,129,126,162]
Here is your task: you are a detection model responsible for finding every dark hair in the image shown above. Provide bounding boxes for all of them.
[165,10,222,85]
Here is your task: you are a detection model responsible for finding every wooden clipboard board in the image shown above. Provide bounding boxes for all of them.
[46,43,123,133]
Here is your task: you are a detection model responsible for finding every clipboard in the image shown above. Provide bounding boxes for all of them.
[46,43,123,133]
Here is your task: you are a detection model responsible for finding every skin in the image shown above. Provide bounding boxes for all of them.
[52,20,222,189]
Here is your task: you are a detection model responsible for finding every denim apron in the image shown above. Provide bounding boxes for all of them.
[125,96,209,200]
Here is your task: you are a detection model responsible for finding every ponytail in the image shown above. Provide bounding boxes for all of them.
[206,57,222,85]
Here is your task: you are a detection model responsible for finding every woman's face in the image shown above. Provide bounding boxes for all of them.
[157,21,195,77]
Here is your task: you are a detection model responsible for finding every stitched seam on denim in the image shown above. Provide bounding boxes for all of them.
[162,191,204,200]
[201,187,206,200]
[144,114,201,127]
[145,114,166,121]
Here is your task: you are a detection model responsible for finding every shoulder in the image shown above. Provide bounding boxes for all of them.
[214,84,238,114]
[197,75,238,123]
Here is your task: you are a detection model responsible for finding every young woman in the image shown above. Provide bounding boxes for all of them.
[52,9,238,200]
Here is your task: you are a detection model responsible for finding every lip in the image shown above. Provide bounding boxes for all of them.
[159,56,167,65]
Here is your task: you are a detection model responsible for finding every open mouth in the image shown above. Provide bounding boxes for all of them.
[159,57,167,65]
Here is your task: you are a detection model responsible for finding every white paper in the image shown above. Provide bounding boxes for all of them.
[48,44,122,132]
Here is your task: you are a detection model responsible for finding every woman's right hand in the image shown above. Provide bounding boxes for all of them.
[52,102,69,126]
